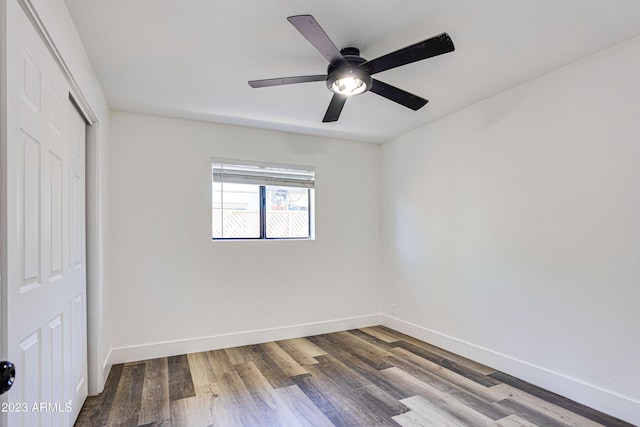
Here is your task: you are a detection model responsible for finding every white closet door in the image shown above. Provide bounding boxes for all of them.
[5,6,88,426]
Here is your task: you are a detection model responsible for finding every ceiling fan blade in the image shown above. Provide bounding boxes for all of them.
[322,94,348,122]
[362,33,454,75]
[370,79,428,110]
[287,15,348,66]
[248,75,327,88]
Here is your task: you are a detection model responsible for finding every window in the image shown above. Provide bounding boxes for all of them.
[212,160,315,240]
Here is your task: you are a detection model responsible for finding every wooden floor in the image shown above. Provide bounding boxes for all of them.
[75,326,633,427]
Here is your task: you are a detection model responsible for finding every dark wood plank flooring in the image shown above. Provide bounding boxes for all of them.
[75,326,634,426]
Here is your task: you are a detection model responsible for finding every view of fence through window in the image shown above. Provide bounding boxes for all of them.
[212,182,311,239]
[212,182,260,238]
[265,186,310,238]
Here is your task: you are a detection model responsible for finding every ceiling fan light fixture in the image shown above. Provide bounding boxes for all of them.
[332,76,367,96]
[326,67,372,96]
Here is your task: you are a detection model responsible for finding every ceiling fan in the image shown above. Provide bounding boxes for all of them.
[248,15,455,123]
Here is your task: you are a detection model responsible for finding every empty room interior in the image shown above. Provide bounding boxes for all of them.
[1,0,640,426]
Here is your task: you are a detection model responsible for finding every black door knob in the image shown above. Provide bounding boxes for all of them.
[0,361,15,395]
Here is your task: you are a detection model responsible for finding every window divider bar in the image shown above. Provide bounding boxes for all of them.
[260,185,267,239]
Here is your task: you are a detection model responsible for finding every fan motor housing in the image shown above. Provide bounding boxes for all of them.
[326,47,372,95]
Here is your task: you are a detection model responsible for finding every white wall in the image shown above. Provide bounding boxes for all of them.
[381,36,640,424]
[106,112,382,362]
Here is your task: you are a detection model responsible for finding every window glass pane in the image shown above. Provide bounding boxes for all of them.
[265,186,310,238]
[212,182,260,238]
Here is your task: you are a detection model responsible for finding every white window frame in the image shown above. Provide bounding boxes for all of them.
[212,158,315,240]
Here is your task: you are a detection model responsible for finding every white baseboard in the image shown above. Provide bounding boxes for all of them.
[108,314,381,365]
[380,315,640,426]
[100,349,112,393]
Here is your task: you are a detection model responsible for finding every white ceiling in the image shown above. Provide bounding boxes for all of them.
[63,0,640,143]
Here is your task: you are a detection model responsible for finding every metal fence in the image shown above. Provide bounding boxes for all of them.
[212,210,309,238]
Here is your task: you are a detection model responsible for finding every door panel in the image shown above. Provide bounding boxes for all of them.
[6,6,88,426]
[18,331,41,426]
[70,174,84,270]
[68,94,88,422]
[50,153,64,281]
[48,315,65,427]
[19,45,42,115]
[19,132,43,293]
